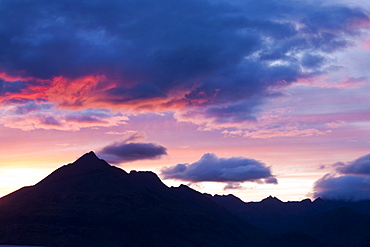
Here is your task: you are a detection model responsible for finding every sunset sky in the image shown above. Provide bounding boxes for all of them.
[1,0,370,202]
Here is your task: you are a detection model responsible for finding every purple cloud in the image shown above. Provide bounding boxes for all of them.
[336,154,370,175]
[98,138,167,164]
[10,101,53,115]
[0,80,27,95]
[161,153,277,184]
[313,173,370,202]
[313,153,370,202]
[224,182,244,190]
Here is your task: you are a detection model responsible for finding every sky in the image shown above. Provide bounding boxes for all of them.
[1,0,370,202]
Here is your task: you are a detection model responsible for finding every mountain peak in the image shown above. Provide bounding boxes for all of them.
[65,151,112,174]
[36,151,111,186]
[73,151,110,167]
[261,195,282,204]
[83,151,98,158]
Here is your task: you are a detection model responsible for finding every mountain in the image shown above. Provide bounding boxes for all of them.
[3,152,367,246]
[0,152,283,247]
[301,207,370,246]
[210,194,370,246]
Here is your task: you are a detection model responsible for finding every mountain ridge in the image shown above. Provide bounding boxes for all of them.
[1,151,369,246]
[209,191,370,246]
[0,152,281,247]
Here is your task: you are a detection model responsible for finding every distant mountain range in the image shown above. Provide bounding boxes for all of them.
[209,194,370,246]
[0,152,369,246]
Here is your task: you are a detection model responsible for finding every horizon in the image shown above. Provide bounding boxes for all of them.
[0,150,336,203]
[0,150,366,203]
[1,0,370,203]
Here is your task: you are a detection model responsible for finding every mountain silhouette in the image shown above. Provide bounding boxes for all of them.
[2,152,368,246]
[301,207,370,246]
[0,152,281,247]
[210,193,370,246]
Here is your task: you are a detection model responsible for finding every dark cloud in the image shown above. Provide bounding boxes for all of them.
[301,54,326,69]
[265,177,278,184]
[313,173,370,202]
[161,153,276,184]
[0,80,26,95]
[0,0,368,124]
[204,100,260,124]
[336,154,370,175]
[105,83,168,103]
[313,154,370,202]
[98,140,167,164]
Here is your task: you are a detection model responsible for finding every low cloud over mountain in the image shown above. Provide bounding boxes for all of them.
[313,154,370,201]
[98,133,167,163]
[161,153,277,186]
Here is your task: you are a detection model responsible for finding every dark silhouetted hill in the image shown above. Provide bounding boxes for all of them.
[3,152,367,246]
[210,193,370,246]
[0,152,283,247]
[301,207,370,246]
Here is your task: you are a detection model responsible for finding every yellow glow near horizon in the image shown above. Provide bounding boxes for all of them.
[0,168,51,197]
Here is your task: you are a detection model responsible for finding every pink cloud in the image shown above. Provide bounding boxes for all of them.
[259,110,369,128]
[363,38,370,49]
[325,121,346,128]
[296,75,368,89]
[0,104,128,131]
[105,130,137,135]
[243,128,331,139]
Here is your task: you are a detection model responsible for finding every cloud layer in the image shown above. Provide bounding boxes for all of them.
[161,153,277,185]
[313,154,370,201]
[0,0,368,128]
[0,102,127,131]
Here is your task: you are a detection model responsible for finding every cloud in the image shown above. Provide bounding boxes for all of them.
[222,125,331,139]
[325,121,346,128]
[0,79,27,95]
[297,75,368,89]
[0,101,128,131]
[121,131,147,143]
[0,0,368,127]
[105,131,134,135]
[98,136,167,163]
[243,128,331,139]
[312,153,370,202]
[265,177,278,184]
[313,173,370,202]
[9,101,54,115]
[160,153,277,184]
[224,182,244,190]
[336,154,370,175]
